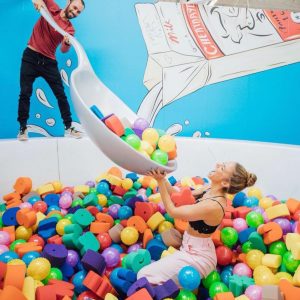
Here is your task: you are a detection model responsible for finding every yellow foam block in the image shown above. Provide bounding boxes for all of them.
[149,179,158,190]
[148,193,161,204]
[37,183,55,196]
[147,212,165,231]
[104,293,118,300]
[107,175,122,187]
[286,233,300,260]
[95,173,110,183]
[235,296,250,300]
[265,204,290,220]
[293,265,300,286]
[161,250,171,258]
[50,181,63,193]
[32,212,46,231]
[23,276,35,300]
[262,254,282,268]
[74,185,90,194]
[167,246,177,254]
[180,177,195,187]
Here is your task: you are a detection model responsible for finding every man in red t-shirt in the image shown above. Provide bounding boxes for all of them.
[17,0,85,141]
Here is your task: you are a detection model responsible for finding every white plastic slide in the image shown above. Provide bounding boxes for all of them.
[40,7,177,174]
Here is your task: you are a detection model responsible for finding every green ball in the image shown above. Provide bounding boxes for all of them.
[114,219,121,225]
[50,213,63,221]
[164,213,174,224]
[209,282,229,299]
[175,289,196,300]
[246,211,264,228]
[242,241,254,253]
[89,187,97,194]
[151,149,168,165]
[125,134,141,150]
[269,241,287,256]
[64,214,73,221]
[72,199,83,207]
[202,270,220,289]
[283,251,300,273]
[221,227,238,248]
[10,239,26,251]
[0,217,2,228]
[42,267,63,284]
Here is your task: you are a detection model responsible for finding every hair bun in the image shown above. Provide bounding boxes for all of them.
[247,173,257,187]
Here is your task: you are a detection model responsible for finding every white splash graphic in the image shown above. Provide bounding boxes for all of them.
[27,124,53,137]
[184,120,190,125]
[60,69,69,86]
[166,123,182,136]
[46,118,56,127]
[66,59,72,67]
[35,113,41,119]
[205,131,211,136]
[193,131,201,138]
[36,89,53,108]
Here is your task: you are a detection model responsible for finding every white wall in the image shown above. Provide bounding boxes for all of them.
[1,137,300,200]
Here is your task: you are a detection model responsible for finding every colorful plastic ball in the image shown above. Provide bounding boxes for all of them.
[66,249,80,267]
[158,221,174,234]
[245,285,262,300]
[221,227,238,247]
[27,197,40,206]
[47,205,61,214]
[27,257,51,280]
[269,241,287,256]
[232,218,248,232]
[244,196,259,208]
[253,265,276,285]
[178,266,201,291]
[108,204,121,219]
[133,118,149,131]
[127,243,142,253]
[140,141,154,156]
[110,243,124,253]
[96,181,110,196]
[259,197,273,209]
[246,211,264,228]
[121,178,133,190]
[246,250,264,270]
[97,232,112,250]
[216,245,233,266]
[28,234,45,248]
[175,289,196,300]
[275,272,293,283]
[274,218,292,235]
[0,231,10,245]
[248,187,262,199]
[151,149,168,165]
[252,206,264,215]
[16,225,32,241]
[33,200,48,213]
[283,251,300,273]
[56,218,72,235]
[232,192,246,207]
[0,245,9,255]
[209,282,229,299]
[19,202,32,209]
[125,134,141,150]
[242,241,254,253]
[202,270,221,289]
[158,135,176,153]
[22,251,41,266]
[117,206,133,220]
[233,263,252,277]
[97,194,107,206]
[0,251,19,263]
[43,267,63,284]
[102,247,121,268]
[10,239,26,251]
[142,128,159,146]
[7,259,26,266]
[72,270,88,294]
[59,194,73,209]
[120,227,139,246]
[72,199,83,207]
[220,267,233,286]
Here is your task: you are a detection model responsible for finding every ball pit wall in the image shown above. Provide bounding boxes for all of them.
[0,137,299,200]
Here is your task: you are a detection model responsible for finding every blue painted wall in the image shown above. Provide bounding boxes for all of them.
[0,0,299,145]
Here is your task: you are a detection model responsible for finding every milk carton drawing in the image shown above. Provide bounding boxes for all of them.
[135,2,300,124]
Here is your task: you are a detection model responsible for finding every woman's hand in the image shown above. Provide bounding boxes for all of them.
[146,169,167,181]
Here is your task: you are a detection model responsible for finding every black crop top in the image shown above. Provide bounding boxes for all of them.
[189,190,225,234]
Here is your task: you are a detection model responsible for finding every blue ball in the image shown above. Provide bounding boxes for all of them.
[117,206,133,220]
[0,251,19,263]
[220,269,232,286]
[22,251,40,266]
[111,243,124,253]
[178,266,201,291]
[232,192,247,207]
[72,270,88,294]
[46,205,61,214]
[96,181,110,195]
[244,196,259,207]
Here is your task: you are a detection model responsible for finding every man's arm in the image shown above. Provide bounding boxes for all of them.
[61,36,71,53]
[32,0,45,11]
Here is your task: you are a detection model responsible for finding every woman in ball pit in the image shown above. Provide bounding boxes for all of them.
[137,162,257,285]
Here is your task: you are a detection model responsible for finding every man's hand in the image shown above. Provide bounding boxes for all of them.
[146,169,167,182]
[33,0,45,11]
[63,36,71,46]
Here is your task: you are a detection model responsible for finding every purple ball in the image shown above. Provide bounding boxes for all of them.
[66,250,79,267]
[108,204,121,219]
[102,247,120,268]
[252,206,264,214]
[85,180,95,188]
[127,243,142,253]
[133,118,149,132]
[245,285,262,300]
[266,194,277,200]
[274,217,292,234]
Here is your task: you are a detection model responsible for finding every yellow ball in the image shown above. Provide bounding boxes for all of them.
[8,259,26,266]
[259,197,273,210]
[149,179,158,190]
[56,218,72,235]
[253,265,277,285]
[27,258,51,280]
[158,135,176,153]
[275,272,293,283]
[16,226,32,241]
[51,181,63,193]
[121,178,133,190]
[246,250,264,270]
[98,194,107,206]
[137,149,150,158]
[120,227,139,245]
[247,187,263,199]
[140,140,154,155]
[142,128,159,146]
[158,221,174,233]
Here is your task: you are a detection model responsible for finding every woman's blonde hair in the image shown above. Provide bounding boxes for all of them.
[227,163,257,194]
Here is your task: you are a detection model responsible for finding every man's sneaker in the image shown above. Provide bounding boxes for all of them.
[17,127,28,141]
[64,127,82,139]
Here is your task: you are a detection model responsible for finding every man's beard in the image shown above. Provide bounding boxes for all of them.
[65,5,75,19]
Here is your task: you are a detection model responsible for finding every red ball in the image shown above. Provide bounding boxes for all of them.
[77,291,98,300]
[28,234,45,248]
[33,201,48,213]
[97,232,112,250]
[216,245,233,266]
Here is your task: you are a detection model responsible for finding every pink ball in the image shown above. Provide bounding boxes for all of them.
[232,218,248,232]
[19,202,32,209]
[233,263,252,277]
[262,212,269,223]
[0,231,10,245]
[158,203,166,214]
[0,245,9,255]
[245,285,262,300]
[59,194,72,209]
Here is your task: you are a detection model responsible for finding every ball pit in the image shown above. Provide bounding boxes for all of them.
[0,170,300,300]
